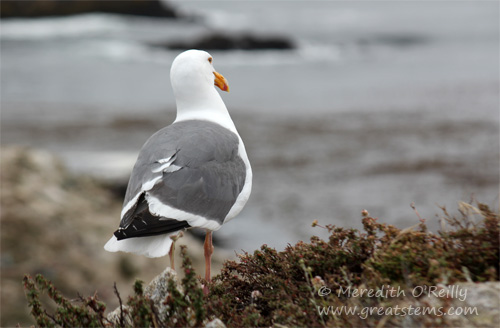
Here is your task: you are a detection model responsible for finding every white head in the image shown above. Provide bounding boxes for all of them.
[170,50,230,122]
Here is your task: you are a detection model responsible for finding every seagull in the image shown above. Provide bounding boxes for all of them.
[104,49,252,284]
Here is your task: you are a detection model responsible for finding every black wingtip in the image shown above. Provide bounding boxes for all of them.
[114,229,128,240]
[114,216,191,241]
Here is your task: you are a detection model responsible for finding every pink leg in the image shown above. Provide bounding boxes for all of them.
[204,230,214,281]
[203,230,214,293]
[169,242,175,270]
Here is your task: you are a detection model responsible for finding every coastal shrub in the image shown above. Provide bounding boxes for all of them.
[24,246,205,327]
[205,202,498,326]
[23,201,499,327]
[23,274,107,327]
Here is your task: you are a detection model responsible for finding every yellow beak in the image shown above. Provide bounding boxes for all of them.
[214,71,229,92]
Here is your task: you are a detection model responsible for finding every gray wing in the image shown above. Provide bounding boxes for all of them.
[117,120,246,238]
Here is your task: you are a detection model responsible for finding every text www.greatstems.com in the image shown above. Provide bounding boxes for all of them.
[317,305,478,320]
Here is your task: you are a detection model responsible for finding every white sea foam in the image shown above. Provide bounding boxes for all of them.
[0,14,127,40]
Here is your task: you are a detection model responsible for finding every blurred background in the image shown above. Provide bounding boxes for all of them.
[1,0,498,325]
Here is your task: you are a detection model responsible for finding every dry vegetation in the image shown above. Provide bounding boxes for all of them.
[24,201,499,327]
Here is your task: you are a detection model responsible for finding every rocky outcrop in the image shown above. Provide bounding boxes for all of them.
[1,146,118,325]
[164,33,295,51]
[0,0,177,19]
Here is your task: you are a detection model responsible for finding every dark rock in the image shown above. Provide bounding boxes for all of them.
[165,33,295,51]
[0,0,177,19]
[358,33,428,49]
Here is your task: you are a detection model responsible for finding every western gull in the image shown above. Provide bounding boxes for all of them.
[104,49,252,283]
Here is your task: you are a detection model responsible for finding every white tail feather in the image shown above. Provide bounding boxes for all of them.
[104,234,175,258]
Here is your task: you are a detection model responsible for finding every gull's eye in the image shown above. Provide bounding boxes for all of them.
[208,57,213,64]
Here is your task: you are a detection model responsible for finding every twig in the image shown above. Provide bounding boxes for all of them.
[410,202,425,222]
[114,282,125,328]
[311,219,327,229]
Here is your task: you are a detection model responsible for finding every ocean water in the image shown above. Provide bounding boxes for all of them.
[1,1,499,251]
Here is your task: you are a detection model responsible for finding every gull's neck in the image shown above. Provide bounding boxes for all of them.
[173,87,237,134]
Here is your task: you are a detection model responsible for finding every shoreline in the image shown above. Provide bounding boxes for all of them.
[2,107,498,250]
